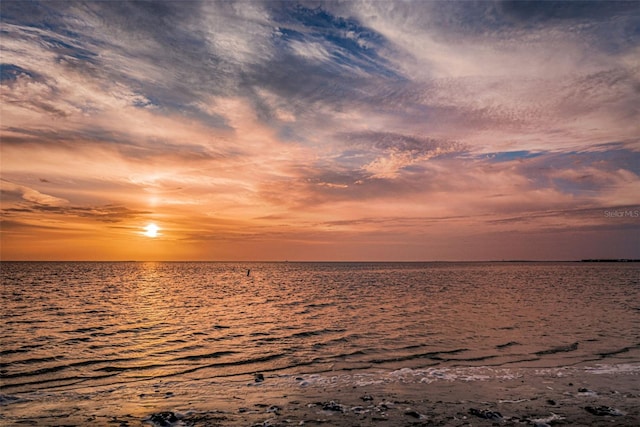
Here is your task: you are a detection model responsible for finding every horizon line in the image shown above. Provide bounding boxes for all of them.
[2,259,639,263]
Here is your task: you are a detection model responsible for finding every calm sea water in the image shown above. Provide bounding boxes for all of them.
[1,262,639,422]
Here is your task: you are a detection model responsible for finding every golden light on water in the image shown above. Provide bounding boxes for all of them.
[143,223,160,238]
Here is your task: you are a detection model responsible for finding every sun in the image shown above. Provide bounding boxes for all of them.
[143,223,160,238]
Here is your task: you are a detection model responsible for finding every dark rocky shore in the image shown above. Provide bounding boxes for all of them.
[143,366,638,426]
[138,398,637,427]
[135,385,640,427]
[3,365,639,426]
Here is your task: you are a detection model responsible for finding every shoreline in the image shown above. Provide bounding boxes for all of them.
[3,364,639,426]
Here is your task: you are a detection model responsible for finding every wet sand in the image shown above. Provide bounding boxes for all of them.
[3,364,639,426]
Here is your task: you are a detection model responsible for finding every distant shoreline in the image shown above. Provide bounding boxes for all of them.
[1,259,639,263]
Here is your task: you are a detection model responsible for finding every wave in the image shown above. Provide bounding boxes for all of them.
[212,324,230,329]
[0,394,29,405]
[0,348,31,357]
[62,337,92,344]
[496,341,520,349]
[62,326,106,334]
[93,363,168,373]
[304,302,336,309]
[0,344,43,357]
[1,357,140,379]
[289,328,346,339]
[172,351,238,362]
[446,355,499,363]
[147,353,289,380]
[368,348,469,365]
[0,356,61,369]
[534,342,579,356]
[4,319,47,325]
[0,372,118,392]
[67,325,162,340]
[598,343,640,358]
[152,344,204,356]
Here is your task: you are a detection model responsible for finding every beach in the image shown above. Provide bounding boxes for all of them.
[147,364,640,427]
[4,363,639,426]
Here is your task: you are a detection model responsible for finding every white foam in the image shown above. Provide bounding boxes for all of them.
[282,363,639,391]
[498,398,530,403]
[584,363,640,375]
[389,367,521,383]
[529,413,565,424]
[577,389,598,397]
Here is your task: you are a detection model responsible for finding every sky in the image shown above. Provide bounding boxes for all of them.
[1,0,639,261]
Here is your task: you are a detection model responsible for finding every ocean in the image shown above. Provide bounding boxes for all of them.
[1,261,639,425]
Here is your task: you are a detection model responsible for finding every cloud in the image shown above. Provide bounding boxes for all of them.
[2,204,150,223]
[1,179,69,207]
[0,179,151,226]
[340,131,467,179]
[1,0,639,260]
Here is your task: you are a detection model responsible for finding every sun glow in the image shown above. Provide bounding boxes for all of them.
[143,223,160,238]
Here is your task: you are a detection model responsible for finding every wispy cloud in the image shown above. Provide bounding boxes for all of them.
[1,0,638,260]
[1,179,69,207]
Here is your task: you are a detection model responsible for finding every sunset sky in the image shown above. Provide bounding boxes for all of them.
[1,0,639,261]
